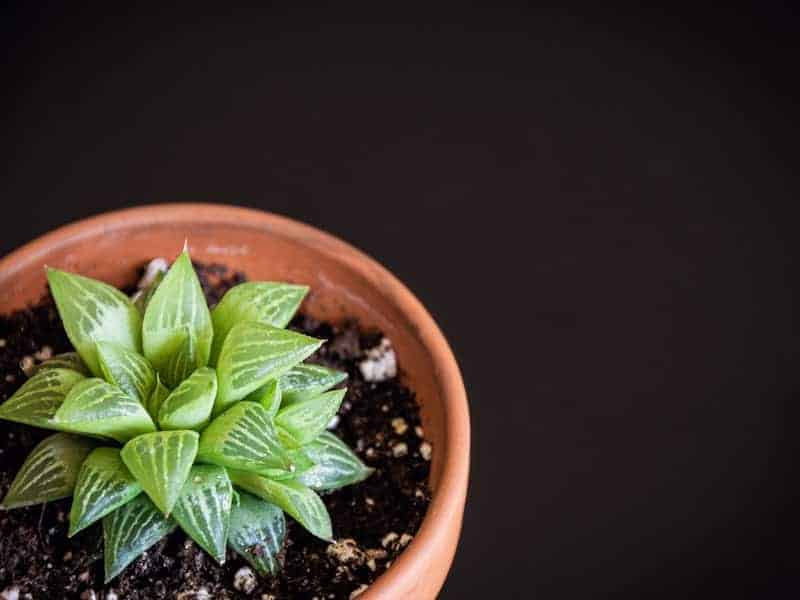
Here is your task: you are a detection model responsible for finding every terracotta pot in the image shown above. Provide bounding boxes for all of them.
[0,203,470,599]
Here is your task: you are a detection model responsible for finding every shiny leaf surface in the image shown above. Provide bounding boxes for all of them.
[210,282,308,364]
[54,378,156,442]
[121,430,198,516]
[227,491,286,575]
[1,433,95,508]
[215,322,321,415]
[172,464,233,563]
[69,447,143,536]
[103,494,177,582]
[47,268,142,376]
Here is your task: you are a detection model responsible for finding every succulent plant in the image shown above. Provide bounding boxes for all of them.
[0,248,372,582]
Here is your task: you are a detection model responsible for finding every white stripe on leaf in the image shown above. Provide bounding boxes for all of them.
[1,433,95,509]
[228,470,332,541]
[227,490,286,575]
[279,364,347,406]
[275,389,347,447]
[158,367,217,431]
[142,250,213,383]
[209,282,308,364]
[97,341,156,404]
[103,493,177,582]
[0,368,85,430]
[197,402,291,473]
[172,464,232,563]
[31,352,90,377]
[296,432,374,492]
[53,378,156,442]
[120,430,198,516]
[215,322,322,415]
[69,447,143,536]
[46,268,142,377]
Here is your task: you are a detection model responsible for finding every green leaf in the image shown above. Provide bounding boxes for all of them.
[133,269,165,315]
[144,374,170,422]
[103,493,177,582]
[0,368,85,430]
[244,379,281,418]
[279,364,347,405]
[197,402,291,473]
[69,447,143,536]
[53,378,157,443]
[120,430,199,516]
[275,389,346,447]
[261,447,315,481]
[215,322,322,416]
[296,432,374,492]
[31,352,90,377]
[172,465,233,563]
[142,250,213,382]
[209,282,308,364]
[227,491,286,575]
[159,367,217,431]
[97,341,156,404]
[46,268,142,377]
[161,327,200,388]
[229,470,332,541]
[1,433,95,509]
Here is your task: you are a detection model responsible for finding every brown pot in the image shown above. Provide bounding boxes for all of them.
[0,203,470,599]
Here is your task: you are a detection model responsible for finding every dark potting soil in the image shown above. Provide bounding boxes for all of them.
[0,262,431,600]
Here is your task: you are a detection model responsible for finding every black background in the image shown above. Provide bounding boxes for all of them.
[2,3,798,598]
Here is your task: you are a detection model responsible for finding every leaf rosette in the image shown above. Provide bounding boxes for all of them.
[0,247,370,582]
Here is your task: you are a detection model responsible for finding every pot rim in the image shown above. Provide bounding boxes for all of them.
[0,203,470,598]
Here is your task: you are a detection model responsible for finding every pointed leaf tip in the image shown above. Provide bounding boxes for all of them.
[227,491,286,575]
[54,378,156,442]
[46,268,142,376]
[279,363,347,406]
[103,494,177,582]
[2,433,95,509]
[296,432,374,492]
[172,465,233,563]
[215,322,322,415]
[0,367,85,431]
[97,341,156,404]
[142,252,213,382]
[276,388,346,447]
[121,430,199,516]
[198,401,291,473]
[229,471,332,541]
[209,282,310,365]
[69,447,142,537]
[158,367,217,431]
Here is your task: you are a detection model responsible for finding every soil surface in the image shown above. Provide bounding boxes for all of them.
[0,263,431,599]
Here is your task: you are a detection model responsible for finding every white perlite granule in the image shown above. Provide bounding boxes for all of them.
[419,441,433,461]
[233,566,258,594]
[0,587,19,600]
[326,538,365,565]
[131,257,169,304]
[358,338,397,382]
[176,589,210,600]
[391,442,408,458]
[350,584,369,599]
[391,417,408,435]
[138,257,169,289]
